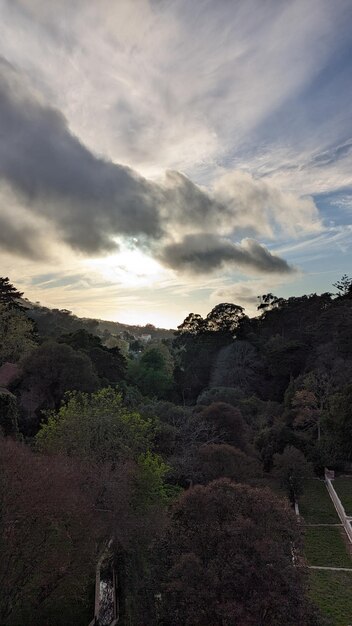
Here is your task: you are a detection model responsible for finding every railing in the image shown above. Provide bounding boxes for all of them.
[325,470,352,544]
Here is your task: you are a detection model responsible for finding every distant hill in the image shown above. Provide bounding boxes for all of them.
[93,318,175,340]
[23,300,175,341]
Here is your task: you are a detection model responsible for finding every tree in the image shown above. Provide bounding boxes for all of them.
[264,336,310,400]
[292,371,331,441]
[273,446,313,502]
[35,387,171,626]
[257,293,283,311]
[0,303,36,366]
[0,439,100,626]
[36,387,154,464]
[205,303,245,335]
[157,479,312,625]
[209,340,263,392]
[196,386,245,406]
[333,274,352,298]
[21,341,99,412]
[0,277,24,308]
[193,444,261,485]
[59,329,126,383]
[128,345,174,400]
[176,312,205,336]
[255,422,304,472]
[328,384,352,461]
[196,402,247,450]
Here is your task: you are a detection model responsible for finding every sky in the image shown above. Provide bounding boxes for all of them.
[0,0,351,328]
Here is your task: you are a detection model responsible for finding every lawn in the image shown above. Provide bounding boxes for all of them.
[304,526,352,568]
[333,477,352,517]
[299,479,340,524]
[309,569,352,626]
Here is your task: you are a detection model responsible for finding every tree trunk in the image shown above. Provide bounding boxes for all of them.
[115,548,127,625]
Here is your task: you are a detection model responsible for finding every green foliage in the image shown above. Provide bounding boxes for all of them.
[36,388,155,463]
[0,303,36,365]
[128,345,174,399]
[134,451,179,509]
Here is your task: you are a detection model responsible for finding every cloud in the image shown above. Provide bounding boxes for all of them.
[0,58,162,254]
[0,212,44,259]
[309,139,352,168]
[0,56,322,273]
[1,0,348,180]
[159,234,295,275]
[161,169,321,239]
[212,170,321,238]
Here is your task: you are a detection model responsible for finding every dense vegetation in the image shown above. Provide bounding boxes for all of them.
[1,275,352,625]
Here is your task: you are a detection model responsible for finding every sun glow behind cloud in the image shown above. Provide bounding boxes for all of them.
[84,247,169,288]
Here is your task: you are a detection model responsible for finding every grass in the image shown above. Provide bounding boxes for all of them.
[333,477,352,517]
[304,526,352,568]
[299,479,340,524]
[309,569,352,626]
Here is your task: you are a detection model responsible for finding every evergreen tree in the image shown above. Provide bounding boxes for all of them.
[0,277,24,309]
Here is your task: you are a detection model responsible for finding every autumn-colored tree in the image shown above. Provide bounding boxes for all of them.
[0,439,101,626]
[157,479,312,625]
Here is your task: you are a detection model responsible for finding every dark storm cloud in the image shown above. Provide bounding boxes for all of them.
[0,213,44,259]
[161,171,226,227]
[0,58,162,254]
[0,57,296,277]
[159,234,295,275]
